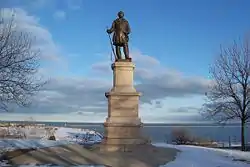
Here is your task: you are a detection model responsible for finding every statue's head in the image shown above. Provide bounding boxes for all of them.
[117,11,124,18]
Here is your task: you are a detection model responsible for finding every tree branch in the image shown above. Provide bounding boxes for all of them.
[0,10,46,112]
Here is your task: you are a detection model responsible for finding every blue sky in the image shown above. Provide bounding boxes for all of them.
[1,0,250,123]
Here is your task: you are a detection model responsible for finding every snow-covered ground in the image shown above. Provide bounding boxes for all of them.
[0,126,103,144]
[1,163,106,167]
[0,139,106,167]
[0,126,103,150]
[0,126,47,139]
[215,142,245,147]
[54,127,103,145]
[154,143,250,167]
[0,126,104,166]
[0,139,70,153]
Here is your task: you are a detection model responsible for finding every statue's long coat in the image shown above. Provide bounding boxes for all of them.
[110,18,131,46]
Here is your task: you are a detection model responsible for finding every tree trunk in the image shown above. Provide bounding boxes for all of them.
[241,120,246,151]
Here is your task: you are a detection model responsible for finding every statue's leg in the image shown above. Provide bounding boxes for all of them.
[116,46,121,59]
[124,44,129,59]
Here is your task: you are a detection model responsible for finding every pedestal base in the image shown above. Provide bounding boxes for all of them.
[101,121,147,152]
[99,140,148,152]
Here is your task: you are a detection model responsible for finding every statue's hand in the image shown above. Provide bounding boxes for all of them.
[107,29,112,34]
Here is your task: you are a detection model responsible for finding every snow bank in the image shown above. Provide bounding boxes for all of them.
[54,127,103,145]
[0,161,106,167]
[0,139,71,166]
[0,127,105,167]
[0,139,70,153]
[0,126,103,145]
[154,143,250,167]
[0,127,103,154]
[18,165,106,167]
[216,142,245,147]
[0,138,105,167]
[166,144,250,162]
[197,145,250,162]
[0,127,105,166]
[0,126,46,139]
[0,138,106,166]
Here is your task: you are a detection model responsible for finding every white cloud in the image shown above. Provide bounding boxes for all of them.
[1,8,61,61]
[0,8,68,75]
[0,96,206,123]
[91,61,112,74]
[131,50,160,67]
[66,0,83,10]
[3,51,210,123]
[53,10,66,20]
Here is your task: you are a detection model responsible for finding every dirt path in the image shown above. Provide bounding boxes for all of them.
[3,144,179,167]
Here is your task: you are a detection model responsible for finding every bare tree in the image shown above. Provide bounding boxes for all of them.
[204,36,250,151]
[0,11,45,112]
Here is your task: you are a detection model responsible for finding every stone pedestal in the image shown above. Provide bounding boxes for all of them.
[101,61,146,152]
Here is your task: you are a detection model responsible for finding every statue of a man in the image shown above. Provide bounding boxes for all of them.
[107,11,131,60]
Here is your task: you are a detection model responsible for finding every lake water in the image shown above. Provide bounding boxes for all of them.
[3,121,248,143]
[71,124,250,143]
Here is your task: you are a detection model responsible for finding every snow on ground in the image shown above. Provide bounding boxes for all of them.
[0,161,106,167]
[0,126,47,139]
[154,143,250,167]
[0,127,104,167]
[0,126,103,153]
[0,139,72,167]
[0,127,103,156]
[0,126,103,144]
[54,127,103,145]
[216,142,248,147]
[0,126,103,155]
[0,139,70,153]
[0,126,103,152]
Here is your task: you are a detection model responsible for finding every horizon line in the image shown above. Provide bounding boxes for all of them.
[0,120,247,125]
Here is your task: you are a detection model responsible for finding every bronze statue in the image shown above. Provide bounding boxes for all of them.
[107,11,131,61]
